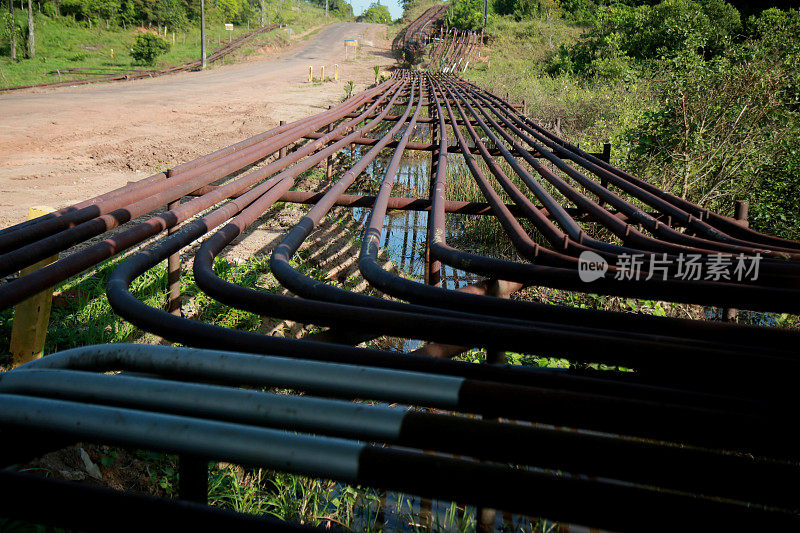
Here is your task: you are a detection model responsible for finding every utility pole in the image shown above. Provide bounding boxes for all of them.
[200,0,206,69]
[325,0,328,18]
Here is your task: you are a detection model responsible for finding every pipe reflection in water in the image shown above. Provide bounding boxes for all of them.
[349,489,542,532]
[352,155,490,291]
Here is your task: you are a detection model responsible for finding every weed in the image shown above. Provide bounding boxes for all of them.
[342,80,355,101]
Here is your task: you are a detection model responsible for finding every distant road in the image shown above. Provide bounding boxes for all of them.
[0,23,376,117]
[0,22,392,228]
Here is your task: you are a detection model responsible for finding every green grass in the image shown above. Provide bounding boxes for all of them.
[0,252,280,366]
[0,1,331,88]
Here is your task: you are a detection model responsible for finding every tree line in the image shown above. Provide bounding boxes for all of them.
[3,0,354,60]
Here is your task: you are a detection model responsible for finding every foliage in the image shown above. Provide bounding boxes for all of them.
[151,0,188,27]
[42,2,59,17]
[465,2,800,241]
[559,0,598,24]
[547,0,742,77]
[494,0,559,22]
[307,0,354,18]
[748,136,800,239]
[1,11,22,57]
[0,0,326,85]
[446,0,489,30]
[342,79,355,100]
[626,42,795,206]
[357,2,391,24]
[331,0,354,18]
[34,0,350,28]
[621,7,800,228]
[130,31,170,64]
[216,0,256,24]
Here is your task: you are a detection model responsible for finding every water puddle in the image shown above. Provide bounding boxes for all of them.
[350,152,495,291]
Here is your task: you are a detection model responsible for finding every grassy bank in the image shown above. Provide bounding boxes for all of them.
[464,16,654,171]
[0,1,331,88]
[459,3,800,243]
[442,8,799,329]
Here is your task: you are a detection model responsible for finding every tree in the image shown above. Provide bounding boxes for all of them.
[153,0,186,28]
[95,0,120,26]
[131,32,170,65]
[547,0,744,78]
[331,0,353,18]
[308,0,352,18]
[118,0,138,26]
[493,0,559,21]
[216,0,242,22]
[26,0,32,58]
[623,9,799,220]
[6,0,15,60]
[357,1,390,24]
[447,0,486,30]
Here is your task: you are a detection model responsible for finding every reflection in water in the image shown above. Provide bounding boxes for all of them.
[352,155,485,291]
[349,489,545,532]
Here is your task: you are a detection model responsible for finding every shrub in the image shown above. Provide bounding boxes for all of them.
[42,1,58,17]
[131,32,170,66]
[357,2,391,24]
[447,0,488,30]
[308,0,353,18]
[625,39,798,209]
[560,0,597,25]
[547,0,743,78]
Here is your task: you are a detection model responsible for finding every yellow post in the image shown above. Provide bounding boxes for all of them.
[10,206,57,368]
[321,65,325,81]
[308,65,313,82]
[334,64,339,80]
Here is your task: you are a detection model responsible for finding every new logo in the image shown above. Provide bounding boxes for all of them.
[578,251,608,282]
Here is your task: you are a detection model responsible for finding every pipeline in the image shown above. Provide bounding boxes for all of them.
[1,67,800,530]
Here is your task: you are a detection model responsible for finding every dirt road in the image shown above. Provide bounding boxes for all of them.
[0,22,394,229]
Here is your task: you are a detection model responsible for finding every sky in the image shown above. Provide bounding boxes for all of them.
[350,0,405,20]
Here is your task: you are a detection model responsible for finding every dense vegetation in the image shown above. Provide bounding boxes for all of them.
[443,0,800,240]
[2,0,353,31]
[130,29,169,63]
[357,2,391,24]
